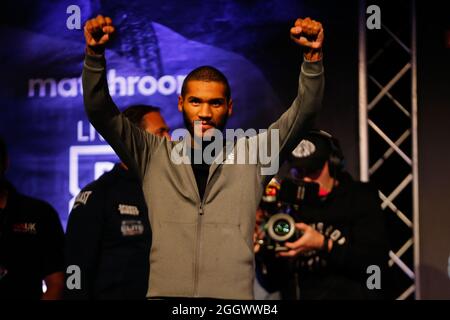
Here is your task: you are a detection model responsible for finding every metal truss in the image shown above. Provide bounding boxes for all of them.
[358,0,419,299]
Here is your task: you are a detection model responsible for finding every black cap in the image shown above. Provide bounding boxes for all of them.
[289,133,332,173]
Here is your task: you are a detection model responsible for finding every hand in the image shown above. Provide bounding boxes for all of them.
[290,17,324,61]
[253,208,267,253]
[253,227,265,253]
[84,15,115,55]
[277,223,329,258]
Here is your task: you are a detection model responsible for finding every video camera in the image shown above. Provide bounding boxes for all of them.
[256,177,320,252]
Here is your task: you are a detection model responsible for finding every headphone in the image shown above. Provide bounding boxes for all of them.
[307,130,345,178]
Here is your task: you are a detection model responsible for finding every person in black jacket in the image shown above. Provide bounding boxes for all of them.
[255,130,390,299]
[0,136,65,300]
[64,105,169,299]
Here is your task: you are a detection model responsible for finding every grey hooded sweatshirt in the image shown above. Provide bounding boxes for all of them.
[82,53,324,299]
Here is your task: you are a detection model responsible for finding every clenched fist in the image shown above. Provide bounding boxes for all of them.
[84,15,115,55]
[290,17,324,61]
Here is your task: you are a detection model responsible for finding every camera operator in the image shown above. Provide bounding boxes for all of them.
[255,130,389,299]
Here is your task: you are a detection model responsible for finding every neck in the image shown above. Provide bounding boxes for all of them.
[190,136,203,150]
[189,135,219,150]
[321,176,336,192]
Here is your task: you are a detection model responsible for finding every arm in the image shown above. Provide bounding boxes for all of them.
[326,187,389,275]
[42,272,65,300]
[82,15,163,179]
[258,18,325,180]
[39,203,65,300]
[64,187,104,300]
[280,186,389,276]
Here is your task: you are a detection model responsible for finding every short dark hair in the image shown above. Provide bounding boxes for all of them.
[181,66,231,101]
[122,105,161,129]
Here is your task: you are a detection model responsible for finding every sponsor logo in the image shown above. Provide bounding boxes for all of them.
[118,204,140,216]
[72,191,93,209]
[292,139,315,158]
[12,223,37,234]
[121,220,144,236]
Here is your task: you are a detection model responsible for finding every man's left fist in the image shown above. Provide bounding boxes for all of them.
[290,17,324,60]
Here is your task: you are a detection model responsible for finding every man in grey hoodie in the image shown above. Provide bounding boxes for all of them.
[82,15,325,299]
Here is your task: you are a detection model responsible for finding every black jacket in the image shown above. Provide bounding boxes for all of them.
[64,164,151,299]
[0,182,64,299]
[257,172,389,300]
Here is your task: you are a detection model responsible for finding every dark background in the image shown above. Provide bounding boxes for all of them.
[0,0,449,299]
[417,1,450,299]
[0,0,360,225]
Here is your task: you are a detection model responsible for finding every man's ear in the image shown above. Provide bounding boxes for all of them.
[227,99,233,117]
[178,95,183,112]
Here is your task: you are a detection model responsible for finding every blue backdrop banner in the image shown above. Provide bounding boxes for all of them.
[0,0,312,227]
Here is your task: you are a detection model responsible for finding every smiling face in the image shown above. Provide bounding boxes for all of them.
[178,80,233,139]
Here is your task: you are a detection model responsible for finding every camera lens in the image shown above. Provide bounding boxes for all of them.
[266,213,296,242]
[273,219,291,236]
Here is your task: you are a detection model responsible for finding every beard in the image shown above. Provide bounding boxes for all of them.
[182,109,229,142]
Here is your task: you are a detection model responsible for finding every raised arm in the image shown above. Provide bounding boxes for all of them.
[258,18,325,181]
[82,15,163,179]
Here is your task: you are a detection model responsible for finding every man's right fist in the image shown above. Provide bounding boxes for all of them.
[84,15,115,55]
